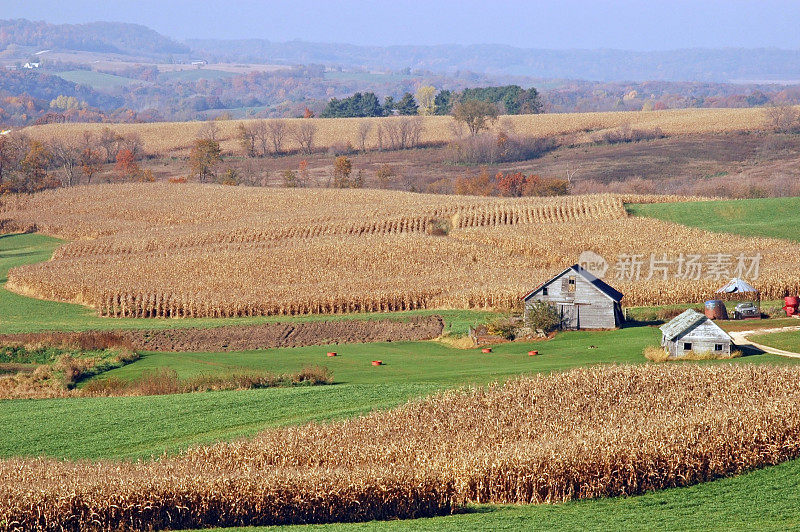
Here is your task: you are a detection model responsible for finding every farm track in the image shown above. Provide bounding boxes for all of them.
[730,326,800,358]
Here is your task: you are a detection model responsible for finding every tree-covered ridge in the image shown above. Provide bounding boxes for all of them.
[0,19,190,56]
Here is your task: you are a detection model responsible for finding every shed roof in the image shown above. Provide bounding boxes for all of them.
[716,278,758,294]
[659,309,731,342]
[522,264,624,302]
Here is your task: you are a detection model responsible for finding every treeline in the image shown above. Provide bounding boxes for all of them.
[0,128,149,194]
[320,85,542,118]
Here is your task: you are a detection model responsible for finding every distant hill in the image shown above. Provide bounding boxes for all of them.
[188,39,800,83]
[0,19,190,56]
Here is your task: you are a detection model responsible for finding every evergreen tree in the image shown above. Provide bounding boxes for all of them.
[395,92,418,115]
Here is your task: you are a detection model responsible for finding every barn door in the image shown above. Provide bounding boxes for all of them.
[559,304,575,329]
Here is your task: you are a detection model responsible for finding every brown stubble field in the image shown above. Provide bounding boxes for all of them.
[22,106,775,158]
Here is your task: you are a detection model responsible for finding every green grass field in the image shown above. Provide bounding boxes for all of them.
[160,69,238,81]
[50,70,145,89]
[627,197,800,242]
[750,329,800,352]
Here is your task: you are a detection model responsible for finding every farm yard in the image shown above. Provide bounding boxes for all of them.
[2,186,800,530]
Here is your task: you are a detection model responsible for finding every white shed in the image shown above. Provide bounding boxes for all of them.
[660,309,733,359]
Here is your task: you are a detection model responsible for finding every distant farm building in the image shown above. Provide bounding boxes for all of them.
[23,62,40,69]
[660,309,733,359]
[523,264,624,329]
[191,60,208,67]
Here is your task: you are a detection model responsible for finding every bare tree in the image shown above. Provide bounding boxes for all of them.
[252,121,269,157]
[382,117,424,150]
[290,121,316,154]
[50,140,81,187]
[98,127,120,163]
[764,104,800,133]
[375,123,384,151]
[407,116,425,148]
[197,121,220,141]
[121,132,143,160]
[236,123,256,157]
[267,119,287,154]
[383,119,402,150]
[80,130,95,151]
[356,120,372,151]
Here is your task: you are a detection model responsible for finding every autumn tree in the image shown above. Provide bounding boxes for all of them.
[114,149,140,181]
[494,171,527,197]
[375,163,396,188]
[454,167,494,196]
[452,99,499,135]
[20,140,53,192]
[298,159,309,186]
[189,139,222,182]
[282,169,299,188]
[332,156,352,188]
[415,85,436,115]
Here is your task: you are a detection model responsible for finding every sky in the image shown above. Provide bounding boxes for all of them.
[5,0,800,50]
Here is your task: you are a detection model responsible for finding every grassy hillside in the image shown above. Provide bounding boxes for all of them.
[2,326,664,459]
[160,69,238,81]
[628,197,800,242]
[51,69,144,89]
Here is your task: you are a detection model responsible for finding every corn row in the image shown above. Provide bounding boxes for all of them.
[3,365,800,529]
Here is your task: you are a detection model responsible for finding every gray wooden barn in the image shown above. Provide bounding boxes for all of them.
[659,309,733,359]
[522,264,624,329]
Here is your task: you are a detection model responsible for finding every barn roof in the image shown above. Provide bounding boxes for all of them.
[659,309,731,341]
[522,264,624,302]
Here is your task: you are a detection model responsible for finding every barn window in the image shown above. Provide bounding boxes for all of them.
[683,342,692,351]
[542,287,548,296]
[568,277,576,292]
[715,344,724,351]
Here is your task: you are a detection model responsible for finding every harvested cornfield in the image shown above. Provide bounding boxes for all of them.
[2,184,797,316]
[20,106,777,157]
[3,365,800,530]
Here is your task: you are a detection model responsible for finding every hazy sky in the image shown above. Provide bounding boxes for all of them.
[6,0,800,50]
